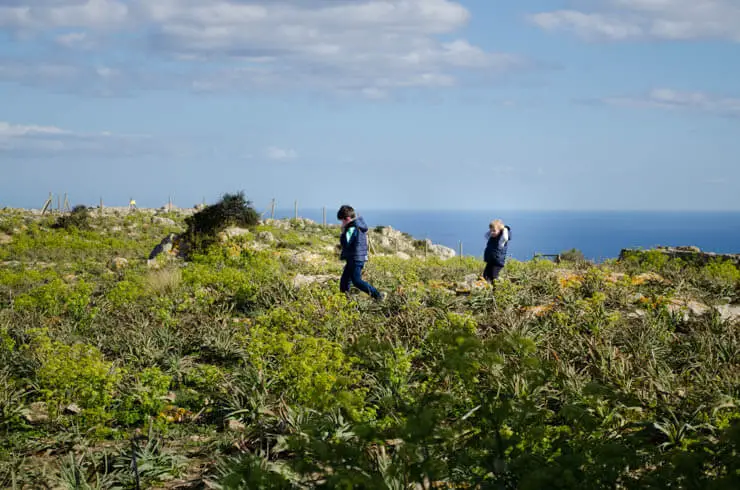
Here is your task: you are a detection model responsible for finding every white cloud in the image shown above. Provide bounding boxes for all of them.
[602,88,740,117]
[0,0,129,32]
[529,0,740,42]
[0,0,529,96]
[265,146,298,161]
[0,120,158,156]
[55,31,96,49]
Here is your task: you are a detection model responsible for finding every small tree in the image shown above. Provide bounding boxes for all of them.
[51,205,91,230]
[557,248,587,264]
[184,191,259,254]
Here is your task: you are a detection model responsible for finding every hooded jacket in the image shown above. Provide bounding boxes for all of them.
[484,225,511,266]
[340,216,369,262]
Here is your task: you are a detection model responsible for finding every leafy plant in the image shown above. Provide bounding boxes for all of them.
[184,191,259,254]
[52,205,92,231]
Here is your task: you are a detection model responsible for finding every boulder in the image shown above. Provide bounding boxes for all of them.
[64,403,82,415]
[219,227,251,242]
[257,231,275,243]
[716,304,740,322]
[292,274,336,288]
[290,251,324,266]
[395,251,411,260]
[153,216,176,226]
[263,219,290,230]
[667,297,709,319]
[109,257,129,271]
[24,402,49,425]
[428,243,456,260]
[456,273,489,293]
[226,419,246,432]
[0,232,11,244]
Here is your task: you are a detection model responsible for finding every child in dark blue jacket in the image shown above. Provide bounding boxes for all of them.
[483,219,511,282]
[337,205,385,300]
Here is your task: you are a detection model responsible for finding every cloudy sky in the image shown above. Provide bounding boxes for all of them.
[1,0,739,211]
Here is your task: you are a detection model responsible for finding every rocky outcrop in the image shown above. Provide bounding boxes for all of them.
[370,226,456,260]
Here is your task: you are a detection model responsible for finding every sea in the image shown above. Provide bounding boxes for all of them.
[264,210,740,263]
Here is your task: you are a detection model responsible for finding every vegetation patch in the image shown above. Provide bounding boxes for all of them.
[1,205,740,488]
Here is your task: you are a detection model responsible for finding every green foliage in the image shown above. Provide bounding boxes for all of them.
[14,278,95,324]
[559,247,587,263]
[701,259,740,297]
[0,369,27,434]
[245,325,367,418]
[116,367,172,426]
[621,249,670,272]
[28,331,121,423]
[184,191,259,254]
[3,207,740,488]
[52,205,91,231]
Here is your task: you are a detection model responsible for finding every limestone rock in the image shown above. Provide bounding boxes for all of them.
[292,274,336,288]
[257,231,275,243]
[395,251,411,260]
[428,243,456,260]
[24,402,49,424]
[716,304,740,322]
[0,232,11,244]
[218,227,252,242]
[226,419,246,432]
[153,216,176,226]
[263,219,290,230]
[290,251,324,266]
[64,403,82,415]
[456,273,489,293]
[667,298,709,319]
[109,257,129,271]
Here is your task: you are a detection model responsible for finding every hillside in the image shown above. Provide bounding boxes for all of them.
[1,206,740,489]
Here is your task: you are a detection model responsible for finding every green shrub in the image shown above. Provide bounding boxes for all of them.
[184,191,259,254]
[245,326,367,419]
[51,205,91,231]
[116,367,172,426]
[558,248,587,264]
[28,331,121,423]
[701,259,740,297]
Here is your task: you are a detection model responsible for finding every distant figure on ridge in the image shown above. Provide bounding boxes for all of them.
[483,219,511,283]
[129,198,137,211]
[337,205,386,301]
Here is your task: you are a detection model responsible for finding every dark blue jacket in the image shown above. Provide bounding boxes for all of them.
[340,217,369,262]
[484,226,511,266]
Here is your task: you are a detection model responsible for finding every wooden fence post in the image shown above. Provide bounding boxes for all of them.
[294,200,298,220]
[459,241,463,259]
[41,192,53,215]
[322,207,326,227]
[270,199,276,220]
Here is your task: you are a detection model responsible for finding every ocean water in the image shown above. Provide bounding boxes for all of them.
[265,210,740,262]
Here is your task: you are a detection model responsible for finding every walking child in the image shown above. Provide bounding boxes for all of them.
[337,205,386,301]
[483,219,511,282]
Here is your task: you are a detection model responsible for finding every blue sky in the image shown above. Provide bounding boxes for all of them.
[1,0,739,211]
